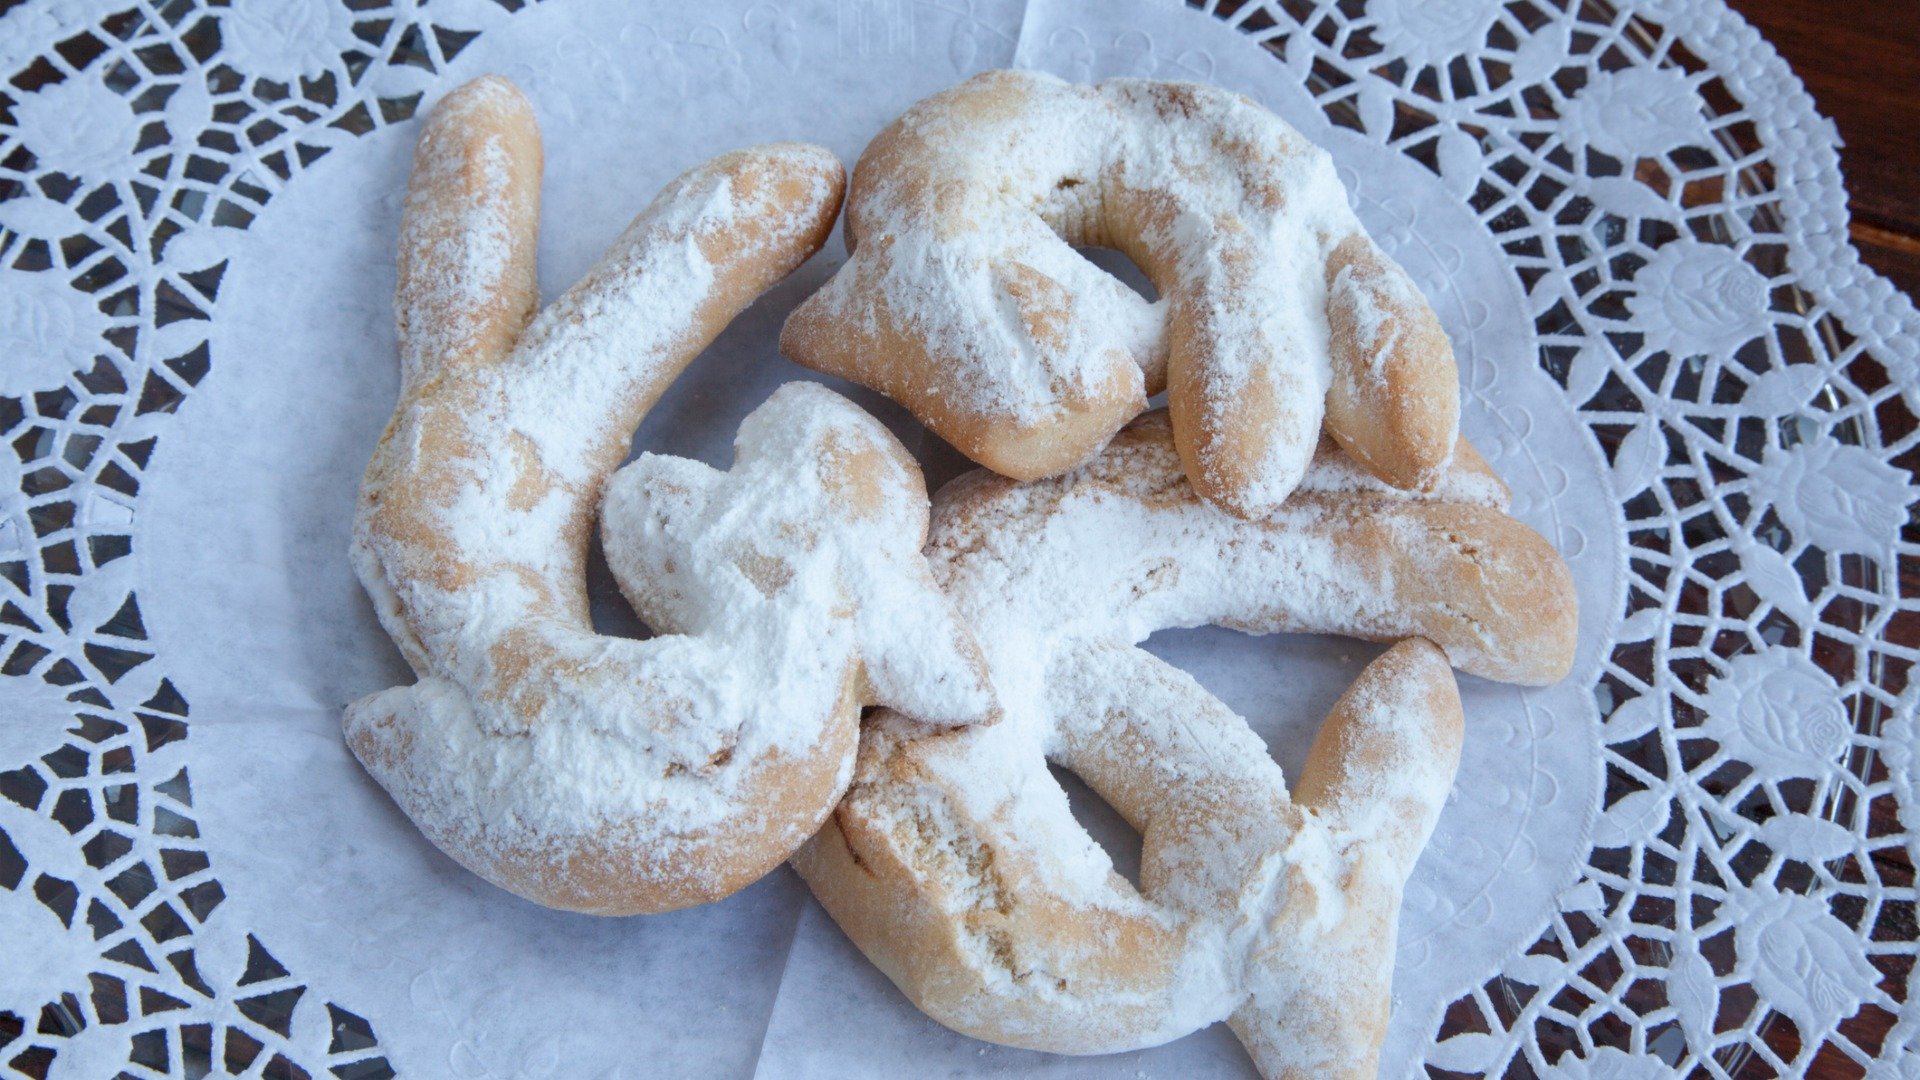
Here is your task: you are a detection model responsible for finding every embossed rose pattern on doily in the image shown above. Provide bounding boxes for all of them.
[1625,239,1771,359]
[0,0,1915,1077]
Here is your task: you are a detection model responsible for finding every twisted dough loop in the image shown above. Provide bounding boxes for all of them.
[346,77,994,916]
[808,641,1459,1077]
[794,412,1577,1075]
[781,69,1461,518]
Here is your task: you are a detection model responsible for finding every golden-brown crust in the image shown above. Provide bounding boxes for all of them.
[799,642,1465,1069]
[796,412,1573,1072]
[781,69,1462,518]
[457,676,862,916]
[393,75,542,391]
[1323,234,1461,491]
[930,411,1577,686]
[346,77,996,917]
[794,707,1202,1055]
[780,252,1146,481]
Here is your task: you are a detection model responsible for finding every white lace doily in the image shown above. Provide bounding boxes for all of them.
[0,0,1914,1076]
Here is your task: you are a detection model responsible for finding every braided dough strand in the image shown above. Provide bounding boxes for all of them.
[781,69,1460,518]
[794,410,1576,1071]
[346,77,996,916]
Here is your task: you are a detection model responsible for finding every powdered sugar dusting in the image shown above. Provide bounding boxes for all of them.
[394,76,536,391]
[602,382,996,739]
[1330,262,1400,379]
[809,410,1573,1053]
[349,123,1004,913]
[1293,438,1510,507]
[785,69,1454,514]
[819,72,1364,424]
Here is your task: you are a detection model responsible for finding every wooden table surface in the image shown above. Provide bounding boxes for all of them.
[1728,0,1920,300]
[1720,4,1918,1077]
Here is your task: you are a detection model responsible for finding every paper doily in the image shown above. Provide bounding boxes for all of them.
[0,0,1913,1076]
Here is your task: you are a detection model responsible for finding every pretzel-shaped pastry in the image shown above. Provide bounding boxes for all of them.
[794,411,1576,1075]
[781,69,1460,518]
[345,77,995,916]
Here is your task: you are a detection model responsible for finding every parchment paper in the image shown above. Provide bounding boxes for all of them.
[136,0,1619,1073]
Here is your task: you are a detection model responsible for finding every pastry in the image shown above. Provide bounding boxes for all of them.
[345,76,995,916]
[781,69,1460,518]
[793,410,1577,1074]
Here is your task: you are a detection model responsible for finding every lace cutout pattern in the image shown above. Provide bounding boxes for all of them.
[0,0,1913,1074]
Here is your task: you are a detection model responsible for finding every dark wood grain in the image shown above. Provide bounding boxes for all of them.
[1725,0,1920,299]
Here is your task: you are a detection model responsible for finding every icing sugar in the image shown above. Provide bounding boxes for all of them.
[1330,262,1401,379]
[789,70,1439,510]
[1291,437,1510,507]
[349,107,995,909]
[844,74,1357,420]
[601,381,996,735]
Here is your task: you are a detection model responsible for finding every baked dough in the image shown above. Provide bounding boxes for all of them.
[794,411,1576,1074]
[345,76,995,916]
[781,69,1460,518]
